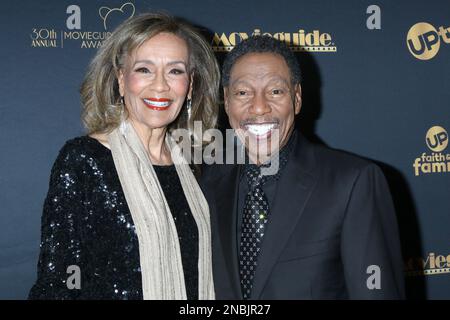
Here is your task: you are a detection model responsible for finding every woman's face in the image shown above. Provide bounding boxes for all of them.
[118,32,192,131]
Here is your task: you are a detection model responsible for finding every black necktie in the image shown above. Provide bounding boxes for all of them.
[239,164,269,300]
[238,133,294,299]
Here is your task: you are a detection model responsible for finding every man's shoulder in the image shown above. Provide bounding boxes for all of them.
[300,137,382,179]
[313,143,372,169]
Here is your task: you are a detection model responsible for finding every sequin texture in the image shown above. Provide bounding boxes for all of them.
[29,136,199,300]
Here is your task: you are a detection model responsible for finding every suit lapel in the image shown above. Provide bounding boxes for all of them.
[214,164,242,299]
[251,134,318,299]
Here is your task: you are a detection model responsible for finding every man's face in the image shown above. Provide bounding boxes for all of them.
[224,52,301,163]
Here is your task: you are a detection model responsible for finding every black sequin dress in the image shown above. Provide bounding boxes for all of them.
[28,136,199,300]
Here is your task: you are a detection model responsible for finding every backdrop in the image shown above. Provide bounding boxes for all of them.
[0,0,449,299]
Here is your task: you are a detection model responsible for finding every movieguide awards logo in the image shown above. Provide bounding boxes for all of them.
[212,28,337,52]
[405,252,450,276]
[413,126,449,176]
[407,22,450,60]
[30,2,135,49]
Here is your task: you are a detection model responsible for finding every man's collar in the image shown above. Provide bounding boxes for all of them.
[240,129,297,180]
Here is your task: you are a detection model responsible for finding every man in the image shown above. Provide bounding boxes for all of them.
[200,36,405,299]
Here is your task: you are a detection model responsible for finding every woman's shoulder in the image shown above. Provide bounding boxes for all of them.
[55,135,111,166]
[88,133,110,149]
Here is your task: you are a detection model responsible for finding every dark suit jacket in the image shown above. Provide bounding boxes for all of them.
[200,132,405,299]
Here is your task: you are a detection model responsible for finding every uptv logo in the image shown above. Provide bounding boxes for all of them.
[413,126,450,176]
[407,22,450,60]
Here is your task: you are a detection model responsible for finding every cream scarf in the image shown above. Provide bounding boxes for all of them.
[107,120,214,300]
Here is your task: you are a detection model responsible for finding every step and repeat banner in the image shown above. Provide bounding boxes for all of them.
[0,0,449,299]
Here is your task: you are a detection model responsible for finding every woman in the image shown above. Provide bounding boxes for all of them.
[29,13,220,300]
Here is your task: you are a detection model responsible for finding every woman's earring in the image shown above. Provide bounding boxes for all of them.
[119,95,127,134]
[119,96,125,118]
[187,98,192,120]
